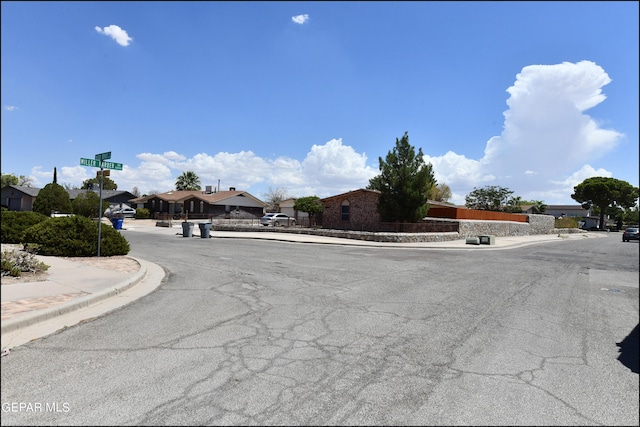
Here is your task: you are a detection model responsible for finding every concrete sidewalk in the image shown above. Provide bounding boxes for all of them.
[1,220,605,351]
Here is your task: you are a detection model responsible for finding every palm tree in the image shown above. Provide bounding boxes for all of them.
[175,171,202,191]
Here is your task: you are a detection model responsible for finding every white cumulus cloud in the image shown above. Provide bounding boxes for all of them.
[424,60,622,205]
[111,139,378,199]
[95,25,133,46]
[291,14,309,25]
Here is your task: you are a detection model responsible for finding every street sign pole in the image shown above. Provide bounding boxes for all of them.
[80,153,122,256]
[98,167,104,257]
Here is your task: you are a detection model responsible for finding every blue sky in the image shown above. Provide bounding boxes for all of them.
[2,1,638,205]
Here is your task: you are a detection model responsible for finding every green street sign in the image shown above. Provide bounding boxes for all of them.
[80,158,123,170]
[100,161,123,170]
[80,157,101,167]
[95,151,111,161]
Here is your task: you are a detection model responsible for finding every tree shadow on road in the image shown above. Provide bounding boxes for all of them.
[617,323,639,374]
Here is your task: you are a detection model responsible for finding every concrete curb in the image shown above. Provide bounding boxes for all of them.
[1,257,147,335]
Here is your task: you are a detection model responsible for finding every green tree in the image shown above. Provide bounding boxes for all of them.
[622,206,639,226]
[175,171,201,191]
[367,131,436,222]
[571,177,639,230]
[1,173,19,188]
[32,182,72,216]
[465,185,515,211]
[525,200,548,214]
[293,196,324,223]
[427,183,452,203]
[82,176,118,190]
[72,191,105,218]
[1,173,33,188]
[504,195,524,213]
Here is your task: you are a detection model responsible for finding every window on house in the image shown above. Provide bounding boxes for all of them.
[190,201,194,213]
[159,200,163,211]
[341,200,350,221]
[199,201,204,213]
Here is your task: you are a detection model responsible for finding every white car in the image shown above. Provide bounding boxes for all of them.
[260,213,295,226]
[108,207,137,218]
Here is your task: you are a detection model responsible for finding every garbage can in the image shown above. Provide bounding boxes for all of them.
[182,221,194,237]
[198,222,212,238]
[111,217,124,230]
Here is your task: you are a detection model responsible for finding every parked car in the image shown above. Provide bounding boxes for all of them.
[260,213,295,226]
[108,207,137,218]
[622,227,639,242]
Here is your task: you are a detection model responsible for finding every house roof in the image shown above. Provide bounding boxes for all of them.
[320,188,381,203]
[319,189,463,208]
[1,185,41,197]
[545,204,588,210]
[132,190,266,206]
[66,189,135,200]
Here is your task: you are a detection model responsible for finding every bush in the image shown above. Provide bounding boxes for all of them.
[1,210,50,243]
[135,207,150,219]
[555,217,580,228]
[72,191,105,218]
[1,248,50,277]
[22,216,130,257]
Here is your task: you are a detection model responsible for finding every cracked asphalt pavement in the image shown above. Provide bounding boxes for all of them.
[1,231,638,425]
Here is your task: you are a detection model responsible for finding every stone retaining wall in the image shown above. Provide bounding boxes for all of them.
[528,214,556,235]
[212,213,577,243]
[457,219,531,238]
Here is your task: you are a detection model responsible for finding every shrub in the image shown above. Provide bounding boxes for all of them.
[555,217,580,228]
[22,216,130,257]
[135,207,150,219]
[1,248,50,277]
[1,210,49,243]
[32,182,72,216]
[72,191,106,218]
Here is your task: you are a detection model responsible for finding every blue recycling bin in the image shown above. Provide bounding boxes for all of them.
[111,218,123,230]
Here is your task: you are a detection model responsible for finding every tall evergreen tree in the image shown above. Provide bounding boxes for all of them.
[367,131,436,222]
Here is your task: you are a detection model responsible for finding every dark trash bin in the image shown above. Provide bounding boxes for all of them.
[182,221,194,237]
[198,222,212,238]
[111,218,123,230]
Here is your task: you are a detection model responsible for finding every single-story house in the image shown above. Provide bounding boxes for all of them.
[544,204,605,229]
[130,187,266,219]
[67,189,138,206]
[1,185,40,211]
[319,189,382,231]
[278,198,309,224]
[319,188,537,232]
[1,185,136,212]
[544,204,591,219]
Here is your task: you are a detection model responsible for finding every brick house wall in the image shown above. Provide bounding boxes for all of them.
[320,189,381,231]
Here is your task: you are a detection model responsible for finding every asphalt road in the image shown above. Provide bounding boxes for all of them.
[1,232,638,426]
